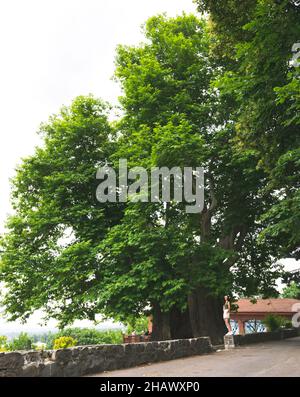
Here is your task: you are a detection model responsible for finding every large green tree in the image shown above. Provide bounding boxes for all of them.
[0,14,283,343]
[106,14,280,341]
[0,96,124,325]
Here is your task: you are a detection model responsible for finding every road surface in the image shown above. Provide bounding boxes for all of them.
[91,336,300,377]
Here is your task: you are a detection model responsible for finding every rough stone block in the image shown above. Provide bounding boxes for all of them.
[22,362,40,377]
[51,348,72,364]
[24,351,42,363]
[0,352,24,369]
[224,334,235,350]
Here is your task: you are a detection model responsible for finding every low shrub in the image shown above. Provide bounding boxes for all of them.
[7,332,33,351]
[32,342,47,351]
[125,316,149,335]
[0,346,8,352]
[47,328,123,349]
[262,314,287,332]
[53,336,77,350]
[0,335,8,349]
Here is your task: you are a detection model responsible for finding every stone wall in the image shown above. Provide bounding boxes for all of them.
[0,337,213,377]
[224,328,300,349]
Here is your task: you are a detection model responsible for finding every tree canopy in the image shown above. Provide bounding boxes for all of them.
[195,0,300,260]
[0,5,299,342]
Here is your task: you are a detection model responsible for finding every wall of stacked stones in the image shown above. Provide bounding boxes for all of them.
[224,328,300,349]
[233,328,299,346]
[0,337,213,377]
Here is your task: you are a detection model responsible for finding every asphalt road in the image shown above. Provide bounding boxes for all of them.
[91,336,300,377]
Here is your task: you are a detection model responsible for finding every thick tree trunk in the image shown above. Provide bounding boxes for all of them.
[188,287,227,344]
[169,307,193,339]
[151,304,171,341]
[152,292,226,343]
[151,305,193,340]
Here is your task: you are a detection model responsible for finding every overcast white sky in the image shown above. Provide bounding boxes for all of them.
[0,0,198,234]
[0,0,200,334]
[0,1,298,335]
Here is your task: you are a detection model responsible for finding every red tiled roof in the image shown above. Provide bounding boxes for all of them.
[234,298,300,314]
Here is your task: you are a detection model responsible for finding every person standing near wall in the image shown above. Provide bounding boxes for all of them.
[223,296,232,335]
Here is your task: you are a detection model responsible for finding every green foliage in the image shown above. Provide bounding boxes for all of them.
[53,336,77,350]
[0,95,122,326]
[262,314,288,332]
[7,332,33,351]
[48,328,123,348]
[32,342,47,351]
[0,336,8,352]
[0,347,8,352]
[0,333,35,352]
[282,319,293,329]
[0,329,124,352]
[125,316,149,335]
[106,12,279,320]
[0,10,291,338]
[207,0,300,260]
[195,0,257,62]
[282,282,300,300]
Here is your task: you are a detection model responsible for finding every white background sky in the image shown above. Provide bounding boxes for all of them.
[0,0,298,335]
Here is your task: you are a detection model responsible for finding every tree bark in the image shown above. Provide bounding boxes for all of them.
[151,303,171,341]
[188,287,227,344]
[192,173,227,344]
[169,307,193,339]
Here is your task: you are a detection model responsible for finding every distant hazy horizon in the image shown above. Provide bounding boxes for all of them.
[0,310,124,337]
